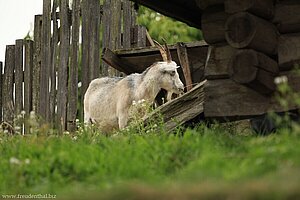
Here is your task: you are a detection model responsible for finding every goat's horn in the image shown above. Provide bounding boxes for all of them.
[153,40,168,62]
[162,38,172,62]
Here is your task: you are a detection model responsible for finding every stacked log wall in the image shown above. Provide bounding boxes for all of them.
[199,0,300,119]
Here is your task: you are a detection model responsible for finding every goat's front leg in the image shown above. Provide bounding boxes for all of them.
[118,111,129,130]
[167,91,173,102]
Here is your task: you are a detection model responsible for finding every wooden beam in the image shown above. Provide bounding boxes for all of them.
[144,80,205,131]
[130,0,202,29]
[176,43,193,91]
[102,48,137,75]
[204,71,300,120]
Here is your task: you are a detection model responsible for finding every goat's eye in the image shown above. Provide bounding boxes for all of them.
[169,71,175,76]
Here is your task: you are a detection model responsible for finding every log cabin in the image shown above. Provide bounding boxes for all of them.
[102,0,300,129]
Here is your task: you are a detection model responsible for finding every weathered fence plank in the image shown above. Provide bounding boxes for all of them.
[15,39,24,116]
[3,45,15,124]
[177,43,193,91]
[88,0,101,80]
[67,0,80,131]
[81,0,91,108]
[102,0,122,76]
[24,40,34,133]
[123,0,137,48]
[33,15,42,114]
[0,62,3,122]
[50,0,59,124]
[40,0,52,121]
[57,0,71,131]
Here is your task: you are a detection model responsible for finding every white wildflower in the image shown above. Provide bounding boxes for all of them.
[72,136,78,141]
[21,110,26,115]
[274,76,288,85]
[63,131,70,135]
[24,159,30,165]
[132,100,137,106]
[10,157,21,165]
[78,82,82,88]
[14,126,21,131]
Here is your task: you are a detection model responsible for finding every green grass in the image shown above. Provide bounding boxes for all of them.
[1,122,300,199]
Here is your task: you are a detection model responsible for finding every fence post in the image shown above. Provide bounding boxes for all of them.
[0,62,2,122]
[15,39,24,117]
[40,0,51,121]
[67,0,80,131]
[3,45,15,124]
[57,0,71,131]
[33,15,42,115]
[24,40,34,133]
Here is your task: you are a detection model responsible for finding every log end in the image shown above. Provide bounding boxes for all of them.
[228,49,258,84]
[225,12,256,48]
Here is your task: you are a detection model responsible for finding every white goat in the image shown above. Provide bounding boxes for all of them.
[84,41,184,133]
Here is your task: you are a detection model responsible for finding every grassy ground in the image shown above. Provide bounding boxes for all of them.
[1,121,300,199]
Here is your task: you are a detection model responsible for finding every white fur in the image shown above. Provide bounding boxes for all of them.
[84,61,184,133]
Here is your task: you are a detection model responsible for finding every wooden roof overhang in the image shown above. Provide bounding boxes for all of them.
[131,0,202,28]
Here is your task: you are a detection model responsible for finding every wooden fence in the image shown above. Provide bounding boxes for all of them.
[0,0,147,133]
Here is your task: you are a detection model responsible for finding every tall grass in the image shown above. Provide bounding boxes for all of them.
[1,121,300,199]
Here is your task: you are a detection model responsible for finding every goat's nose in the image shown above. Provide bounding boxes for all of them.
[179,85,184,93]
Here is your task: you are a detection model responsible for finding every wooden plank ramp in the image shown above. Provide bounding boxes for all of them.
[144,80,205,131]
